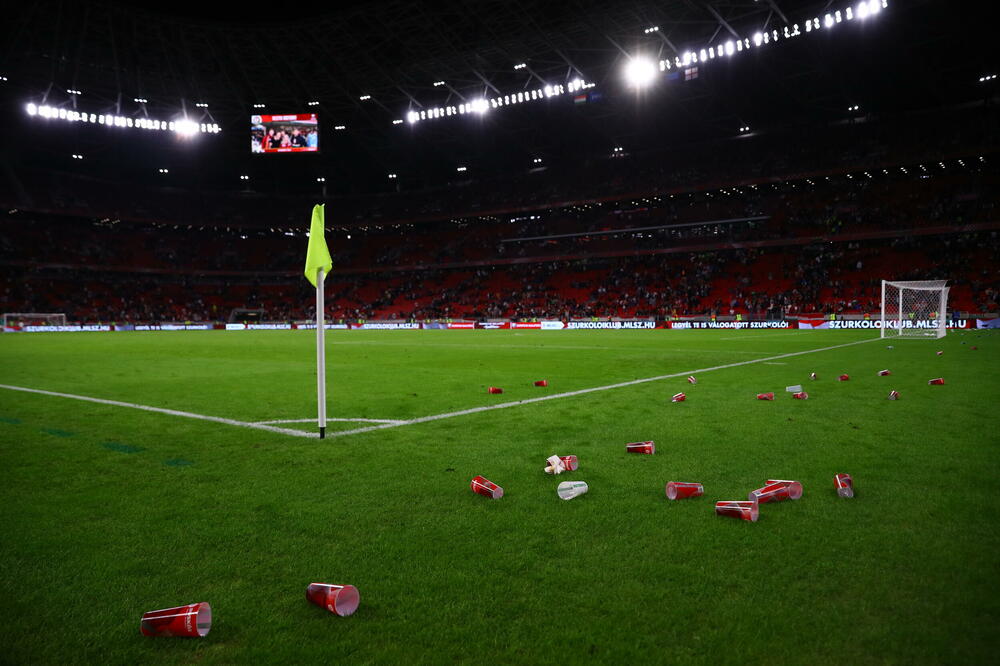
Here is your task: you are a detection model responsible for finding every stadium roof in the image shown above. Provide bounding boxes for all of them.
[1,0,995,195]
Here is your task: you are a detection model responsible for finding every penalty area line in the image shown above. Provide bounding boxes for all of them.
[324,336,881,438]
[0,383,317,438]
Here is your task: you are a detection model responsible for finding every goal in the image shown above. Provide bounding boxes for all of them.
[2,313,67,329]
[880,280,949,339]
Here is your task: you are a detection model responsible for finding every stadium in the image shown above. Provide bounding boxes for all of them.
[1,0,998,661]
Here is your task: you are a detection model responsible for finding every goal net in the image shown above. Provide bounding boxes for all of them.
[2,313,68,329]
[880,280,949,339]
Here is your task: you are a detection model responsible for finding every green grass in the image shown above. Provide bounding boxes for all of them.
[1,328,998,664]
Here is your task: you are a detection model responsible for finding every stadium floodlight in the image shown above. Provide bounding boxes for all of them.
[158,168,169,173]
[253,103,265,108]
[133,97,148,103]
[432,81,445,87]
[514,63,527,70]
[334,125,346,130]
[980,74,997,82]
[533,157,542,164]
[67,89,81,95]
[391,119,403,125]
[387,173,397,179]
[174,119,199,136]
[624,57,657,87]
[307,101,319,106]
[239,175,249,180]
[195,102,208,108]
[316,177,325,182]
[644,26,659,34]
[359,95,372,101]
[0,76,7,82]
[71,154,83,159]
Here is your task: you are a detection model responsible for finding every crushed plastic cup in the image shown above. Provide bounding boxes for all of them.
[750,481,802,503]
[756,392,775,401]
[715,500,759,522]
[488,386,503,394]
[936,351,943,356]
[470,475,504,499]
[626,441,655,454]
[834,473,854,499]
[666,482,703,500]
[838,374,850,381]
[888,390,900,400]
[306,583,360,617]
[559,455,579,471]
[887,345,894,349]
[785,384,803,393]
[878,369,891,376]
[557,481,588,500]
[764,479,804,500]
[544,454,565,475]
[971,346,978,350]
[534,380,548,387]
[140,603,211,637]
[671,392,686,402]
[792,392,809,400]
[810,372,817,380]
[928,378,945,385]
[687,376,697,385]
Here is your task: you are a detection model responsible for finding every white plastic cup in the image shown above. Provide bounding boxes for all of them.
[557,481,589,500]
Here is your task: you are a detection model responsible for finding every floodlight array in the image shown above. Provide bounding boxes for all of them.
[405,78,594,125]
[655,0,889,74]
[25,103,221,134]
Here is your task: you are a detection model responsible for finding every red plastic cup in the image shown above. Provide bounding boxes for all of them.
[666,482,703,500]
[810,372,817,380]
[749,481,802,503]
[306,583,360,616]
[488,387,503,394]
[533,380,548,387]
[756,392,775,401]
[928,378,945,385]
[971,346,978,350]
[834,473,854,499]
[936,351,943,356]
[764,479,804,499]
[470,475,504,499]
[671,392,686,402]
[559,455,578,471]
[626,441,655,454]
[140,603,212,637]
[838,374,850,381]
[715,500,759,522]
[792,392,809,400]
[888,390,900,400]
[687,376,697,385]
[878,369,891,376]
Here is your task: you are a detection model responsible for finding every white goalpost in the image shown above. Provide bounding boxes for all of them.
[880,280,949,339]
[2,313,67,328]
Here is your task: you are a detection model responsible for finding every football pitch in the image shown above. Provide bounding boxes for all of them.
[1,328,998,663]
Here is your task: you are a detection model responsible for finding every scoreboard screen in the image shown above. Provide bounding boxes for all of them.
[251,113,318,153]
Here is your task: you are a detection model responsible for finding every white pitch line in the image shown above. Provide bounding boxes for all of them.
[254,417,405,425]
[762,362,788,365]
[0,384,316,438]
[0,336,878,441]
[323,336,880,438]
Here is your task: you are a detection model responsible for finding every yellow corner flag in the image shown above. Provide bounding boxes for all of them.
[303,204,333,288]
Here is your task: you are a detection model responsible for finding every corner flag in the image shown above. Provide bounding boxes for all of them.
[304,203,332,439]
[304,204,332,287]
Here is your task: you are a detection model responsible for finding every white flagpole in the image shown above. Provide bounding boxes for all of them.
[315,267,327,438]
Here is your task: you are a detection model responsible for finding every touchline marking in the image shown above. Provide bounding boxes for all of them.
[324,337,880,438]
[254,417,405,425]
[763,362,788,365]
[0,384,316,438]
[0,337,878,440]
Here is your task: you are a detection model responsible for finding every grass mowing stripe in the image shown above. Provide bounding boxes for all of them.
[325,336,881,438]
[0,383,316,439]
